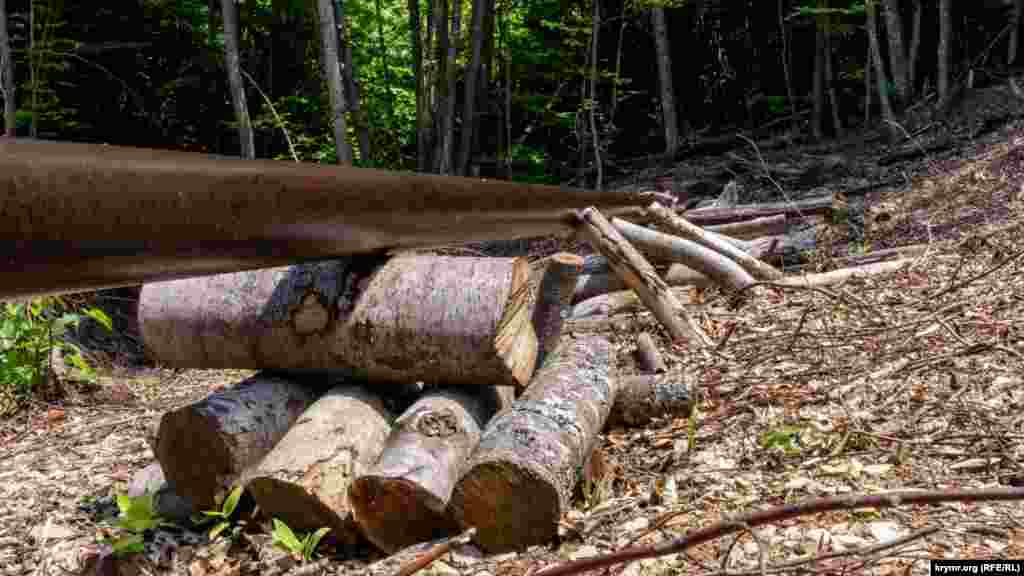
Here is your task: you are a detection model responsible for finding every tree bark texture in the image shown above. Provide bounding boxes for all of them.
[409,0,428,171]
[437,0,461,174]
[154,372,320,511]
[881,0,909,106]
[457,0,489,175]
[221,0,255,158]
[139,255,538,387]
[609,372,692,428]
[349,385,514,553]
[317,0,352,164]
[937,0,951,102]
[867,0,897,137]
[812,3,825,141]
[652,7,678,157]
[449,335,615,553]
[576,208,705,346]
[0,0,14,137]
[246,384,395,547]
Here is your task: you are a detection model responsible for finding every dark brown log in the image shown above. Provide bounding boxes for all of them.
[682,195,834,226]
[139,255,537,387]
[246,384,395,548]
[576,208,706,346]
[349,385,515,553]
[0,139,651,299]
[154,372,320,511]
[608,372,692,428]
[634,333,665,374]
[449,335,615,553]
[530,253,585,372]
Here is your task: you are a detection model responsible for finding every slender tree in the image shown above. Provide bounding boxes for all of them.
[335,0,372,163]
[811,1,825,140]
[437,0,461,174]
[317,0,352,164]
[866,0,896,139]
[221,0,255,158]
[881,0,909,107]
[937,0,951,102]
[823,6,842,138]
[589,0,601,190]
[907,0,921,91]
[457,0,490,175]
[652,5,678,158]
[409,0,428,170]
[1010,0,1023,65]
[777,0,798,130]
[0,0,14,137]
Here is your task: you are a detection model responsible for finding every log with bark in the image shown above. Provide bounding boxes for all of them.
[154,372,321,511]
[349,385,515,553]
[449,335,615,553]
[706,215,789,240]
[139,254,537,388]
[609,371,692,428]
[246,384,396,549]
[575,208,706,346]
[682,195,834,226]
[529,253,585,373]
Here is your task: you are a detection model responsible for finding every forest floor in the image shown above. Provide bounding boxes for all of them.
[1,81,1024,576]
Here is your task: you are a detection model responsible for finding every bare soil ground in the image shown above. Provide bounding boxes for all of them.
[2,85,1023,576]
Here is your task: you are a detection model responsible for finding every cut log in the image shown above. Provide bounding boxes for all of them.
[707,215,788,240]
[449,335,615,553]
[644,202,783,281]
[349,385,515,553]
[609,372,693,428]
[139,255,538,387]
[529,253,585,372]
[154,372,320,511]
[634,333,665,374]
[575,208,706,346]
[610,217,758,291]
[246,384,395,549]
[682,195,834,226]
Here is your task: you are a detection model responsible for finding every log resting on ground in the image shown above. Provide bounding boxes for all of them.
[349,385,515,553]
[154,372,320,511]
[449,335,615,553]
[139,255,537,387]
[609,371,692,428]
[682,195,834,226]
[246,384,395,549]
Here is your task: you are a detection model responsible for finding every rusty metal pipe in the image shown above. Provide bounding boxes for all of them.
[1,139,648,299]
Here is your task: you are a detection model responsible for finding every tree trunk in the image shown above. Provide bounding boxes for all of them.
[1010,0,1023,66]
[589,0,602,190]
[221,0,255,158]
[866,0,897,138]
[138,256,538,388]
[246,384,395,548]
[449,335,615,553]
[908,0,921,89]
[779,0,798,130]
[881,0,909,106]
[317,0,352,164]
[938,0,951,102]
[0,0,14,137]
[652,7,678,158]
[335,0,371,163]
[823,11,843,138]
[457,0,489,175]
[28,0,35,138]
[437,0,461,175]
[409,0,427,171]
[375,0,396,154]
[812,4,825,141]
[155,372,320,511]
[349,385,514,553]
[864,38,872,126]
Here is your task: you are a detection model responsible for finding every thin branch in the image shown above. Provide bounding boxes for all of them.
[239,67,299,162]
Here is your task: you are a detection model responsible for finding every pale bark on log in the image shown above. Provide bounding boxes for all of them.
[576,208,706,346]
[246,385,395,547]
[609,372,692,428]
[154,372,320,511]
[682,195,834,226]
[610,217,757,292]
[449,336,615,553]
[707,215,788,240]
[645,202,783,280]
[530,253,585,372]
[634,332,665,374]
[349,385,515,553]
[775,258,919,288]
[140,255,537,387]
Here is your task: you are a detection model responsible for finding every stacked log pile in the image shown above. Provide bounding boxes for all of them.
[139,194,919,558]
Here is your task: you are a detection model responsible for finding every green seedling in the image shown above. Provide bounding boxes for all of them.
[271,519,331,563]
[101,492,167,557]
[760,426,803,454]
[194,485,245,540]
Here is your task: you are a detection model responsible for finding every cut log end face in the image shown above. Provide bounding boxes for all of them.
[349,477,456,553]
[155,409,232,512]
[291,291,330,335]
[451,462,561,553]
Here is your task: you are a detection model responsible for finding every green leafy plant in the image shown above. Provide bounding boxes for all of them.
[271,519,331,563]
[101,492,166,557]
[194,485,245,540]
[0,297,111,411]
[760,426,804,454]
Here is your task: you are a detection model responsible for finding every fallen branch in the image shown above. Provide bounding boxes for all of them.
[535,488,1024,576]
[682,195,834,226]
